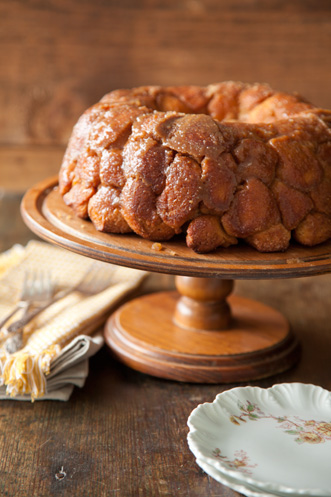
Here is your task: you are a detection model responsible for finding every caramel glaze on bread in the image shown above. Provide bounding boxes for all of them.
[59,82,331,253]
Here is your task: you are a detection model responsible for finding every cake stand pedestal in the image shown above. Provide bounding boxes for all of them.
[21,177,331,383]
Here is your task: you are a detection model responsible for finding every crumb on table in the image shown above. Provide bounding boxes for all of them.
[286,258,301,264]
[152,242,163,251]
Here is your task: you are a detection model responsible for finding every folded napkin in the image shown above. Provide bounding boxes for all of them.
[0,241,147,401]
[0,333,104,401]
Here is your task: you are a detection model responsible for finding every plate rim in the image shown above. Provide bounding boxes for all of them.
[196,457,277,497]
[187,382,331,496]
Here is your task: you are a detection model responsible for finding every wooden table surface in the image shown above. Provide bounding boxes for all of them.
[0,193,330,497]
[1,2,330,495]
[1,0,330,193]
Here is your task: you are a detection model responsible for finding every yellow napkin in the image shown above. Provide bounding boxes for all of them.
[0,241,147,400]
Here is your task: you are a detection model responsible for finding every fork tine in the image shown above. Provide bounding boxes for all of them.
[31,270,40,299]
[4,264,114,352]
[76,271,96,293]
[86,268,106,293]
[39,270,48,297]
[21,270,32,299]
[46,270,53,299]
[75,265,112,295]
[22,269,55,303]
[40,270,52,300]
[21,271,29,298]
[0,271,34,332]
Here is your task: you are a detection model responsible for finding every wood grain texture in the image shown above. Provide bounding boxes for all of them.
[0,271,330,497]
[0,193,331,496]
[0,191,37,252]
[1,1,331,494]
[1,0,331,190]
[0,146,64,193]
[174,277,234,330]
[104,289,299,383]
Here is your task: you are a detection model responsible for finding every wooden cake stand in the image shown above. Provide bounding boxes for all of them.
[21,177,331,383]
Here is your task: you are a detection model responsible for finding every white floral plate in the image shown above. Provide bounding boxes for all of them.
[196,458,275,497]
[196,458,328,497]
[187,383,331,496]
[196,459,286,497]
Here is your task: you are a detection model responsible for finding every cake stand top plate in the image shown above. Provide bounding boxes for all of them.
[21,177,331,279]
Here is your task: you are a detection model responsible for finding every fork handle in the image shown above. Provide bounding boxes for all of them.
[0,302,29,330]
[6,286,76,334]
[6,306,47,333]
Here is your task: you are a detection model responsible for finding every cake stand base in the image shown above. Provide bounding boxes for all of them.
[104,279,300,383]
[21,177,331,384]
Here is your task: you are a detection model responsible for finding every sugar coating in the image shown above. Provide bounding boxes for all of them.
[59,82,331,253]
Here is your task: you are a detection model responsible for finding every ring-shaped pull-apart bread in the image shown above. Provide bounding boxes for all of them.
[59,82,331,253]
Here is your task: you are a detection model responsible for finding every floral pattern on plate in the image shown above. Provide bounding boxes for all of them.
[187,383,331,496]
[212,448,257,475]
[230,399,331,445]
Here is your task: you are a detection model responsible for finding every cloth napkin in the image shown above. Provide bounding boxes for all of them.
[0,241,147,401]
[0,333,103,401]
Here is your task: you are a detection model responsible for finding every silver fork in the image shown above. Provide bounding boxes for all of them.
[0,270,55,331]
[5,264,112,354]
[3,270,55,354]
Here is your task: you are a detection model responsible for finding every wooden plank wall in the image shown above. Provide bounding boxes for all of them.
[1,0,330,191]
